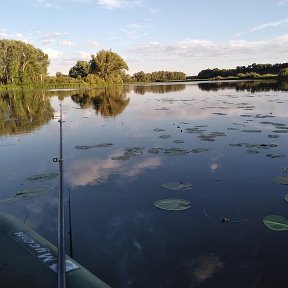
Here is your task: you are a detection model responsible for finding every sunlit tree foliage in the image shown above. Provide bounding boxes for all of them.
[0,40,49,84]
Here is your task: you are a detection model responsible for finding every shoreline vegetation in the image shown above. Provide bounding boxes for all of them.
[0,39,288,90]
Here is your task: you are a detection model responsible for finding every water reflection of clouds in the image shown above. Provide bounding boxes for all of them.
[127,95,288,123]
[191,253,223,285]
[183,253,223,287]
[66,155,162,187]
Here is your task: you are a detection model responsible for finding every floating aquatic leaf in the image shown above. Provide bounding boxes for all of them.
[227,128,239,131]
[75,143,113,150]
[75,145,94,150]
[163,148,189,156]
[190,148,210,153]
[268,135,280,138]
[209,131,227,137]
[159,135,172,139]
[185,128,205,134]
[153,128,165,132]
[148,147,163,154]
[263,215,288,231]
[246,149,259,154]
[94,143,113,148]
[275,126,288,130]
[229,143,244,147]
[0,187,54,204]
[241,130,262,133]
[282,167,288,173]
[284,194,288,202]
[173,140,185,144]
[272,130,288,133]
[212,112,227,116]
[273,176,288,185]
[198,135,215,142]
[266,154,285,159]
[124,147,145,156]
[162,181,192,190]
[26,172,59,182]
[154,199,191,211]
[16,187,53,197]
[111,155,130,160]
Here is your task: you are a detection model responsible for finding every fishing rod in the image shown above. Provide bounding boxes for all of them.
[53,103,66,288]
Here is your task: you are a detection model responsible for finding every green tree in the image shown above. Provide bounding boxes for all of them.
[68,61,90,78]
[278,68,288,80]
[89,50,128,82]
[0,39,49,85]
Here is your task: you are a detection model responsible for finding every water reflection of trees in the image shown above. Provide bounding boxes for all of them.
[197,80,288,92]
[0,90,54,135]
[71,87,130,117]
[131,83,186,95]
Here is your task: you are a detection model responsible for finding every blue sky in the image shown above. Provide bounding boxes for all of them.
[1,0,288,76]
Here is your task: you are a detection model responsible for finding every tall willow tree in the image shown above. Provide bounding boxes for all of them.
[0,40,49,85]
[89,50,128,82]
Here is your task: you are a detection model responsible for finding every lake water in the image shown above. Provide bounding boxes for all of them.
[0,81,288,288]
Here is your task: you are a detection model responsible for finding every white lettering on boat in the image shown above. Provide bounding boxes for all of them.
[8,230,79,273]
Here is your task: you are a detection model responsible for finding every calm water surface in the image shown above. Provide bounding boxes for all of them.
[0,81,288,288]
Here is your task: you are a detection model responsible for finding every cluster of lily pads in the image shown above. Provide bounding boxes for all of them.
[111,147,145,160]
[0,172,58,204]
[110,146,212,160]
[229,142,286,158]
[153,181,192,211]
[75,143,113,150]
[263,168,288,231]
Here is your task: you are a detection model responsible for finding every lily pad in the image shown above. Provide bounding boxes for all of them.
[173,140,185,144]
[94,143,113,148]
[154,199,191,211]
[124,147,145,156]
[263,215,288,231]
[266,154,285,159]
[75,145,94,150]
[284,194,288,202]
[26,172,59,182]
[75,143,113,150]
[159,135,172,139]
[111,155,130,160]
[163,148,189,156]
[153,128,165,132]
[272,130,288,133]
[190,148,210,153]
[0,187,54,204]
[241,130,262,133]
[273,176,288,185]
[16,187,53,197]
[246,149,259,154]
[148,147,163,154]
[162,181,192,190]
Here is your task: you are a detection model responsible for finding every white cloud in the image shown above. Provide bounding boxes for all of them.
[130,35,288,60]
[97,0,144,9]
[236,18,288,36]
[87,40,100,48]
[41,31,69,45]
[58,40,76,47]
[43,47,63,59]
[78,50,91,60]
[66,155,161,187]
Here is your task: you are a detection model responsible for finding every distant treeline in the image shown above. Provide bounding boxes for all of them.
[195,63,288,79]
[130,71,186,82]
